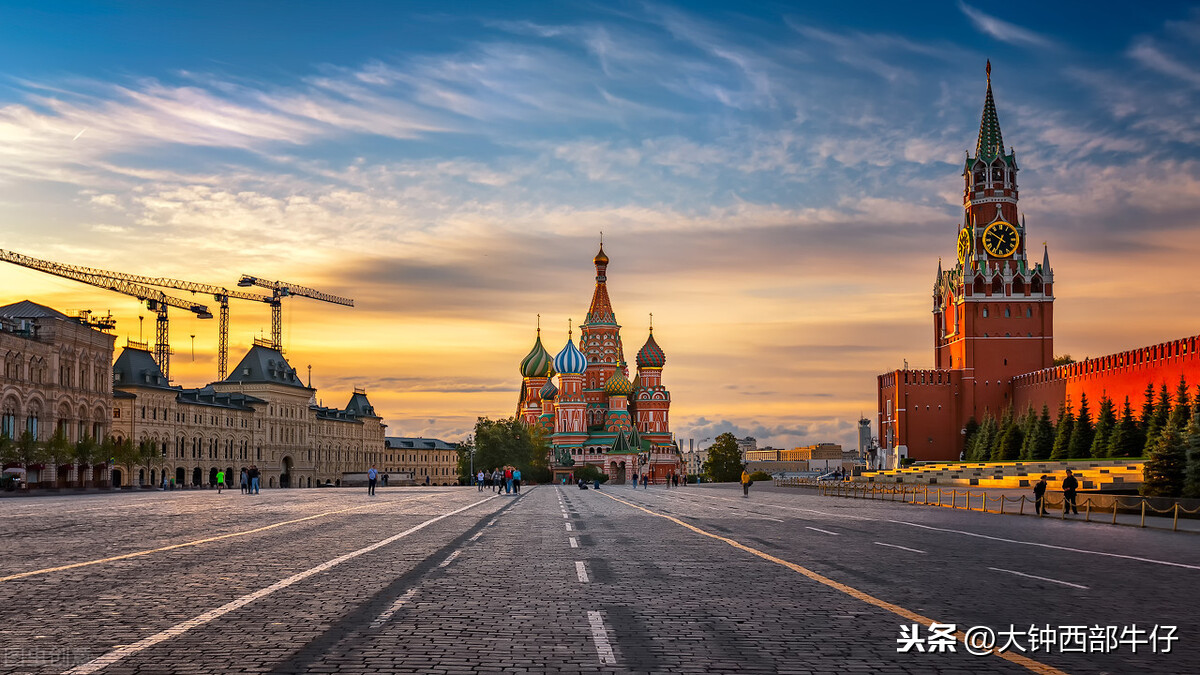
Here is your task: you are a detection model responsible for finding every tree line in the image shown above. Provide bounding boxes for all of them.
[961,378,1200,498]
[0,430,167,488]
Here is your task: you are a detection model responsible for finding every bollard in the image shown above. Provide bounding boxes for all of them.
[999,495,1004,515]
[937,489,942,507]
[1112,498,1119,525]
[1173,503,1179,532]
[1140,500,1146,528]
[1019,495,1025,515]
[1085,499,1090,522]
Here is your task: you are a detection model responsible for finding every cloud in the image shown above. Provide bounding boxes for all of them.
[958,3,1055,48]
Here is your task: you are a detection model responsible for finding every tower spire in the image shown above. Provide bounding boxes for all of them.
[976,60,1004,161]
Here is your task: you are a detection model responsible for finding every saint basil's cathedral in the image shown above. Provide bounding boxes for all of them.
[516,244,683,484]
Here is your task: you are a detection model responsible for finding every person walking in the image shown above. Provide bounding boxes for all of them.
[382,473,389,487]
[249,465,260,494]
[477,470,485,491]
[632,473,639,488]
[641,473,648,489]
[367,465,378,496]
[513,468,522,495]
[741,466,752,498]
[216,469,226,494]
[492,468,502,493]
[240,468,248,494]
[1033,476,1048,515]
[1062,469,1079,515]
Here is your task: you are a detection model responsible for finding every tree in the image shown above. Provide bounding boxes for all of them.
[1142,422,1187,498]
[3,431,46,479]
[702,433,742,482]
[1051,399,1074,460]
[73,435,101,488]
[1090,396,1116,458]
[455,435,475,482]
[993,406,1023,461]
[1182,406,1200,499]
[471,417,549,483]
[1067,393,1094,459]
[1138,383,1156,435]
[1144,382,1172,455]
[44,429,75,487]
[98,436,117,487]
[1109,397,1142,458]
[1018,406,1039,460]
[573,463,609,484]
[960,417,979,459]
[137,439,161,486]
[112,438,139,487]
[1168,376,1191,430]
[1031,405,1055,461]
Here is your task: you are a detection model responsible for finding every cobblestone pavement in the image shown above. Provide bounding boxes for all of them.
[0,483,1196,674]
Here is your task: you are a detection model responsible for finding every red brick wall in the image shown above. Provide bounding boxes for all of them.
[1014,335,1200,420]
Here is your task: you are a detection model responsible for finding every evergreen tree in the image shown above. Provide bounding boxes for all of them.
[1051,399,1074,460]
[1033,405,1055,460]
[1144,383,1173,455]
[1138,383,1156,435]
[1067,393,1094,459]
[1142,422,1187,498]
[1168,376,1191,430]
[1090,395,1116,458]
[997,414,1024,461]
[968,416,996,462]
[1018,406,1038,459]
[1108,396,1143,457]
[1182,406,1200,499]
[960,417,979,460]
[990,407,1015,461]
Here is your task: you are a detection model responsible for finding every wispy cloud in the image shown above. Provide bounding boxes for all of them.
[958,2,1055,48]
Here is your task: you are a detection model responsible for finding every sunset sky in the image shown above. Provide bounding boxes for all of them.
[2,1,1199,451]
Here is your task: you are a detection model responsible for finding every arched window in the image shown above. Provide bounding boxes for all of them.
[992,277,1003,294]
[1004,307,1011,318]
[982,306,989,318]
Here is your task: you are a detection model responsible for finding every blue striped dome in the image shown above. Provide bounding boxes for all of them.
[553,338,588,375]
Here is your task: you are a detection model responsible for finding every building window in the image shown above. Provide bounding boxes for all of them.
[982,307,989,318]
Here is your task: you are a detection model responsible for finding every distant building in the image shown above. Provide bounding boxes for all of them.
[0,301,115,486]
[735,436,757,461]
[384,436,459,485]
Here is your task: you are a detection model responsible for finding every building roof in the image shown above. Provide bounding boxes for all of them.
[177,386,264,411]
[385,436,458,450]
[636,330,666,369]
[975,61,1004,161]
[344,390,378,417]
[112,346,174,390]
[585,245,616,325]
[223,344,308,389]
[0,300,70,320]
[520,332,553,378]
[553,336,588,375]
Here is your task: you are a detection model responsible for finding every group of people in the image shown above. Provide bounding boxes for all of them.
[476,467,521,494]
[1032,469,1080,515]
[238,466,261,495]
[628,473,683,488]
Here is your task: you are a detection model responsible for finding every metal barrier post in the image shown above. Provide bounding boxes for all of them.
[1173,503,1179,532]
[1112,497,1119,525]
[937,489,941,507]
[1140,500,1146,528]
[1085,499,1090,522]
[1019,495,1025,515]
[999,494,1004,514]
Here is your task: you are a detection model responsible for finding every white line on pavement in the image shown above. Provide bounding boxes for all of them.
[889,520,1200,570]
[988,567,1089,590]
[576,561,589,583]
[762,517,784,522]
[468,531,482,542]
[63,495,498,675]
[569,537,579,548]
[565,522,573,531]
[369,588,418,629]
[586,610,617,665]
[806,527,840,536]
[562,513,568,519]
[438,551,461,568]
[874,542,926,554]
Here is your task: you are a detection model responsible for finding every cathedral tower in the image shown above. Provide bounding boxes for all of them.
[580,243,627,429]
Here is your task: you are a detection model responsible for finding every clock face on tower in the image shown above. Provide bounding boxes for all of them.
[982,221,1019,258]
[956,228,972,264]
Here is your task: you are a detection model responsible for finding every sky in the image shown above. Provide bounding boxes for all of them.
[2,1,1200,452]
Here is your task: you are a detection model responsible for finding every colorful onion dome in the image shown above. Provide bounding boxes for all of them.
[636,330,666,369]
[540,379,559,400]
[594,243,609,266]
[519,333,553,378]
[554,337,588,375]
[604,369,633,396]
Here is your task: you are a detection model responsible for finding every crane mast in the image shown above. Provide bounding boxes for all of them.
[0,248,213,381]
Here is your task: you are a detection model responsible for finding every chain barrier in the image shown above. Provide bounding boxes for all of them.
[773,477,1200,532]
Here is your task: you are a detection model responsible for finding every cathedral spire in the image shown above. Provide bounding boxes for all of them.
[585,241,616,325]
[976,60,1005,161]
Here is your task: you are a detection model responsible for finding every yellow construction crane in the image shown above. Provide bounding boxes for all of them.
[237,274,354,351]
[0,248,212,381]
